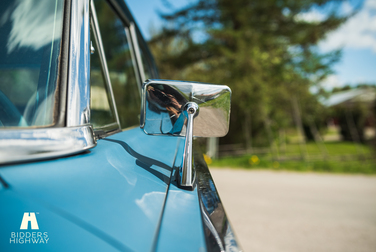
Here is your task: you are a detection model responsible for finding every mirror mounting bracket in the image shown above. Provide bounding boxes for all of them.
[179,102,199,190]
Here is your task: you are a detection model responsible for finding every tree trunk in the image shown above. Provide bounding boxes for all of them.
[244,111,252,154]
[309,121,328,158]
[292,96,307,160]
[345,105,364,157]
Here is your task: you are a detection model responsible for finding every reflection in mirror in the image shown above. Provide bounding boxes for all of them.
[141,80,231,137]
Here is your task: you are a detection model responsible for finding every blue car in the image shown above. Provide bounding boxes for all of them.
[0,0,241,251]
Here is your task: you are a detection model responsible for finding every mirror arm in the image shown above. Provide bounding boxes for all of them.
[179,102,199,190]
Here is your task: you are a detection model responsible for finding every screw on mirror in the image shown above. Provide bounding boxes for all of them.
[185,102,199,115]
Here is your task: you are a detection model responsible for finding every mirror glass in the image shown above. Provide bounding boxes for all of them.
[141,80,231,137]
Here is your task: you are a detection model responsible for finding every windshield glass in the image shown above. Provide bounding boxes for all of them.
[0,0,64,128]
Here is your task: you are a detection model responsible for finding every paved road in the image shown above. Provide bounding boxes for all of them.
[210,168,376,252]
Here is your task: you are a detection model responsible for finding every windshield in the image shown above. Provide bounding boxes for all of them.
[0,0,64,128]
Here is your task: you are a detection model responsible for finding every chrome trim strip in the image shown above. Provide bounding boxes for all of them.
[0,126,96,165]
[90,0,121,130]
[195,151,242,251]
[125,27,142,95]
[92,122,121,139]
[67,0,91,127]
[200,201,225,252]
[129,22,146,83]
[107,0,131,26]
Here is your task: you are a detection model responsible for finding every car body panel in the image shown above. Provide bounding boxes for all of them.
[0,190,123,252]
[0,128,180,251]
[156,185,207,252]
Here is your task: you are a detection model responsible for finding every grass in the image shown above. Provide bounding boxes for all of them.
[281,141,371,155]
[209,142,376,174]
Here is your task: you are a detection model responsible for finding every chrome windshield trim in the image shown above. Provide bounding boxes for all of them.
[66,0,91,127]
[129,22,146,83]
[0,125,96,165]
[125,26,142,95]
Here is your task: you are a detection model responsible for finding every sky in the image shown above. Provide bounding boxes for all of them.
[126,0,376,90]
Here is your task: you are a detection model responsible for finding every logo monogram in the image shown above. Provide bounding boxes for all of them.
[9,212,49,244]
[20,212,39,230]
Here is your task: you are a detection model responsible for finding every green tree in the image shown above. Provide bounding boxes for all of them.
[149,0,353,148]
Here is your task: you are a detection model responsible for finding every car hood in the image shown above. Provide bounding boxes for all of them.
[0,128,180,251]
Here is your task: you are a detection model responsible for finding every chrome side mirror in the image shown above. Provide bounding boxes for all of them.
[140,79,231,190]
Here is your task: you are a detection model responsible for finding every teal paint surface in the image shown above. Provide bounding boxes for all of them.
[0,128,179,251]
[156,184,207,252]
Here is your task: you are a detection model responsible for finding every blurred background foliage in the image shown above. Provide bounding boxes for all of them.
[147,0,376,173]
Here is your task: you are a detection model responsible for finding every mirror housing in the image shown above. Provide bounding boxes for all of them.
[140,79,231,190]
[141,80,231,137]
